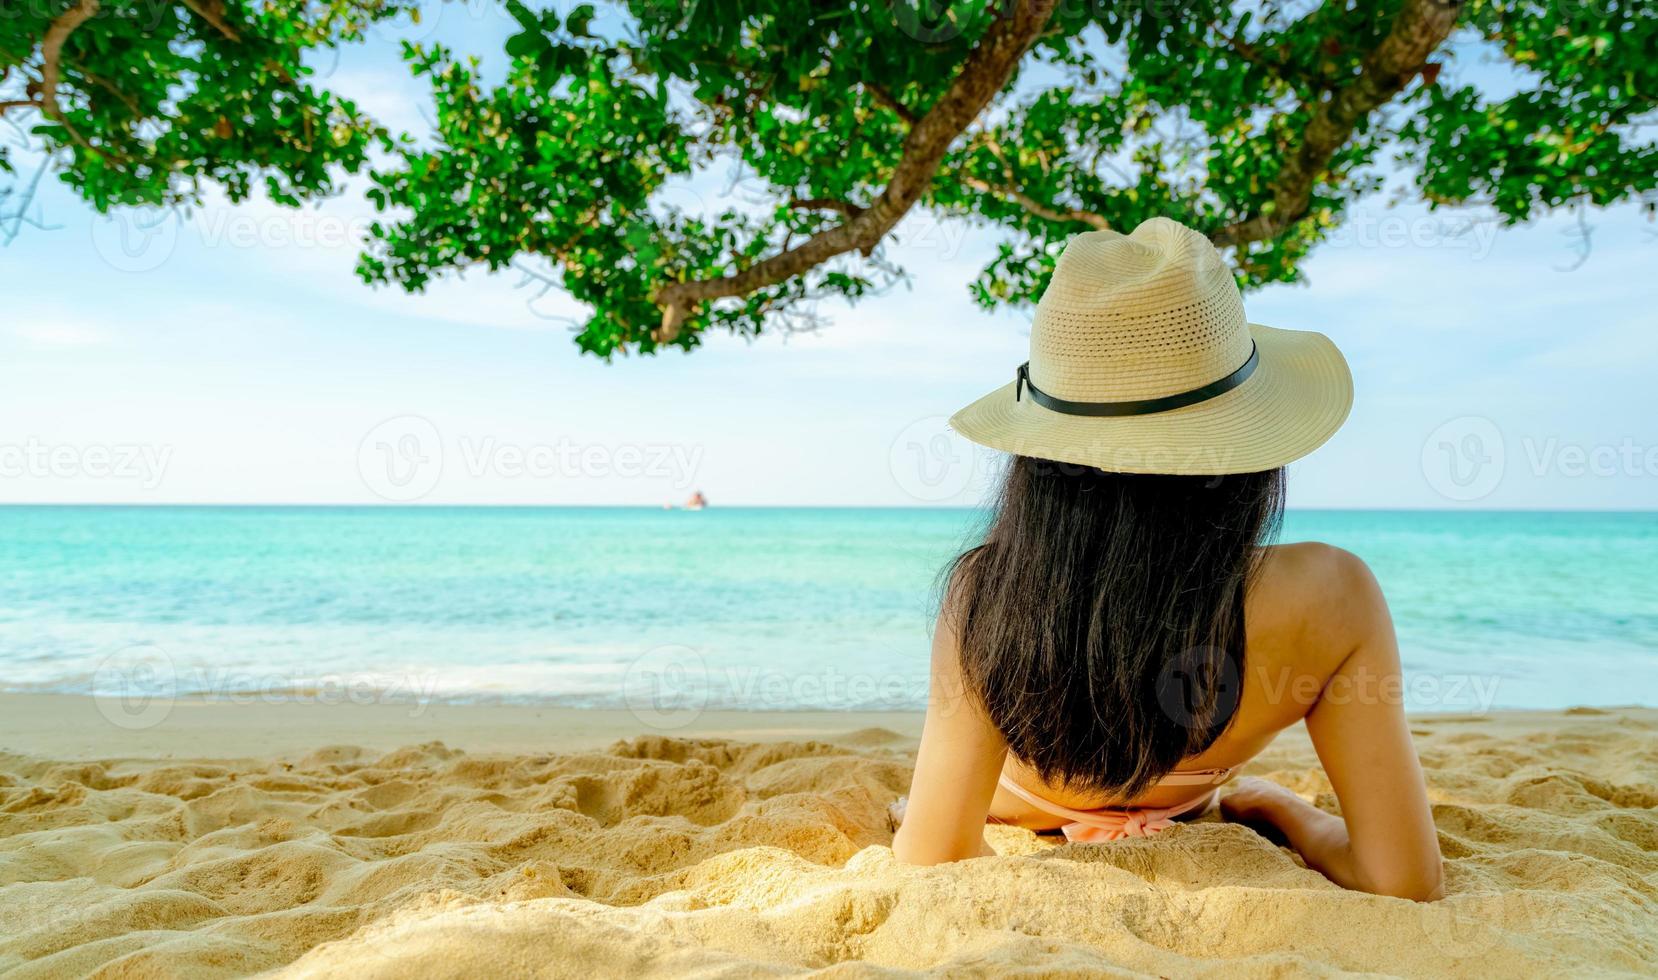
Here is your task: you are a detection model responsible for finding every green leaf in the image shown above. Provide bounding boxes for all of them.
[13,0,1653,360]
[505,29,547,60]
[504,0,541,33]
[567,3,596,38]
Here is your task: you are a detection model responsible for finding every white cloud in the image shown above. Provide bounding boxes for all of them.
[13,320,112,348]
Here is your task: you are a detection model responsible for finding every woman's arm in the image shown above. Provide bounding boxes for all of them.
[891,600,1007,865]
[1223,547,1444,901]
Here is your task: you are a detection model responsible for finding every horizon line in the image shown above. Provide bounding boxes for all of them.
[0,502,1653,514]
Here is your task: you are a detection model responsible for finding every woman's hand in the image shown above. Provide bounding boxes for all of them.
[1219,776,1306,828]
[1222,771,1443,900]
[1221,777,1366,882]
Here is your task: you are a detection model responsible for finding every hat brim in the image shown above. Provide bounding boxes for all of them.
[949,324,1352,475]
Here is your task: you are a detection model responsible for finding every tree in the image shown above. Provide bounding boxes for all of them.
[6,1,1656,358]
[0,0,407,230]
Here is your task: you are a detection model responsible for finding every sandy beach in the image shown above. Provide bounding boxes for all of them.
[1,695,1654,977]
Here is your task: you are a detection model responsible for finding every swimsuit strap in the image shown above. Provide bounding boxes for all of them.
[996,773,1131,825]
[994,773,1217,842]
[993,764,1242,829]
[1153,765,1240,787]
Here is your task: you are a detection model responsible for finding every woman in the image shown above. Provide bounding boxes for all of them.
[891,218,1443,901]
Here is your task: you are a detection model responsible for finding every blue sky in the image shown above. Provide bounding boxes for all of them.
[2,3,1655,509]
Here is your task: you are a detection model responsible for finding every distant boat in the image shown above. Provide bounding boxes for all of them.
[684,491,707,511]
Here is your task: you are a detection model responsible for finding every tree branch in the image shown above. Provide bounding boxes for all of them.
[790,196,867,219]
[86,71,142,117]
[1210,0,1462,249]
[38,0,102,156]
[960,130,1112,230]
[180,0,243,43]
[963,176,1111,230]
[651,0,1059,342]
[1216,26,1329,93]
[18,0,239,138]
[865,81,918,127]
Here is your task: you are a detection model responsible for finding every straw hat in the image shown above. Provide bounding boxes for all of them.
[950,217,1352,475]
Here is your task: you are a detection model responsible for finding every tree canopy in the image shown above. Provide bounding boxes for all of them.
[0,0,410,212]
[4,0,1655,357]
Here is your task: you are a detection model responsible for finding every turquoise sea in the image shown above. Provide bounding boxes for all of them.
[1,507,1653,712]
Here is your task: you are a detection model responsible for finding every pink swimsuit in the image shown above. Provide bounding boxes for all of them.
[995,765,1239,842]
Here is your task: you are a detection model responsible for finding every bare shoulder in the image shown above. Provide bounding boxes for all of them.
[1258,541,1377,596]
[1247,542,1390,684]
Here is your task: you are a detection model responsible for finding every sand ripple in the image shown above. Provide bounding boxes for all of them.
[2,712,1655,977]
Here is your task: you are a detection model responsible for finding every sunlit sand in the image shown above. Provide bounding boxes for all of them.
[1,698,1653,976]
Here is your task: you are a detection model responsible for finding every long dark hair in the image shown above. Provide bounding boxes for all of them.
[945,456,1285,800]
